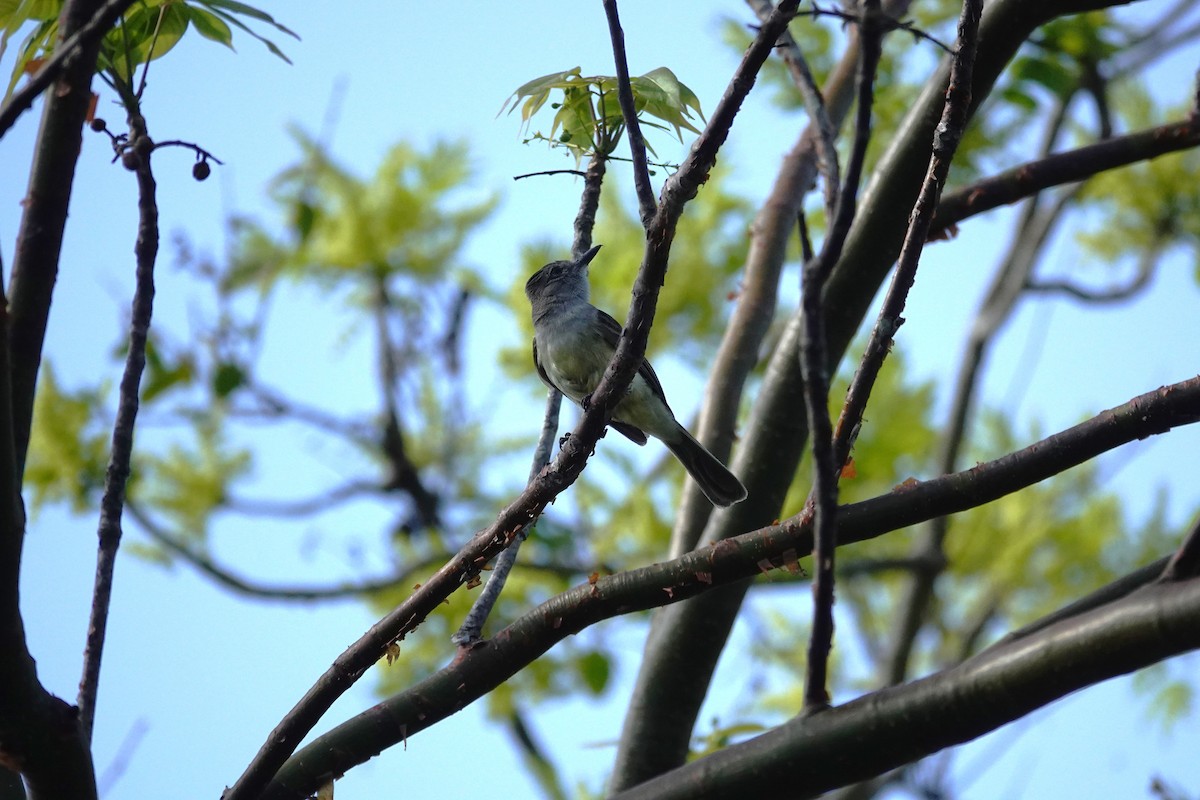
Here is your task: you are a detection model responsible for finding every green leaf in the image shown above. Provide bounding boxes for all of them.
[201,0,298,64]
[186,5,234,49]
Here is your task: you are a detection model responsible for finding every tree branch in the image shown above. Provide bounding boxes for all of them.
[606,577,1200,800]
[78,106,159,739]
[8,0,114,482]
[799,0,886,712]
[453,152,605,647]
[603,0,656,226]
[1161,514,1200,582]
[255,376,1200,799]
[832,0,982,474]
[929,116,1200,240]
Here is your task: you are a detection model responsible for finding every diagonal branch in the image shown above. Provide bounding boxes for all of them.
[606,576,1200,800]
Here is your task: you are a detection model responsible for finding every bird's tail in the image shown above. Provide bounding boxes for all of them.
[664,425,747,508]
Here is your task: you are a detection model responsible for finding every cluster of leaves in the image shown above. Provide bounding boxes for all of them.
[1,0,296,100]
[501,65,704,163]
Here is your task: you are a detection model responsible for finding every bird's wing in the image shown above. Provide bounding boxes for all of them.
[534,333,648,446]
[593,308,670,405]
[532,337,555,390]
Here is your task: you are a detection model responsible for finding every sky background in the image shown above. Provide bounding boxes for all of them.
[2,2,1199,798]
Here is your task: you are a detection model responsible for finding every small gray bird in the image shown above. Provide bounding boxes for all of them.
[525,245,747,508]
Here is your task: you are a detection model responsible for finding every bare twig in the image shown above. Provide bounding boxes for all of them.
[832,0,983,481]
[513,169,588,180]
[800,0,885,713]
[452,387,563,646]
[0,0,139,139]
[128,501,598,602]
[224,479,384,518]
[78,109,159,739]
[793,2,953,53]
[603,0,657,225]
[1026,243,1159,303]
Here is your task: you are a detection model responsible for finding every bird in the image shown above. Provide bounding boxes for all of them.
[524,244,747,507]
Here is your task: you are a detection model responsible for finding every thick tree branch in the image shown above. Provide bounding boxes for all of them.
[0,0,117,794]
[256,377,1200,799]
[8,0,112,481]
[607,577,1200,800]
[78,107,159,739]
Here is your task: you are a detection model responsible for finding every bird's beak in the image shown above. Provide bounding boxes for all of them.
[578,244,602,267]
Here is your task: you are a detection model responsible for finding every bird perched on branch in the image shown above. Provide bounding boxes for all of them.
[525,245,747,507]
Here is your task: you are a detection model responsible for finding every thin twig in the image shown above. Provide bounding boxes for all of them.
[799,0,885,713]
[452,387,563,646]
[78,108,158,739]
[0,0,139,138]
[793,3,953,53]
[513,169,588,180]
[1025,242,1159,303]
[134,4,166,99]
[748,0,840,221]
[128,500,600,601]
[832,0,983,474]
[603,0,657,226]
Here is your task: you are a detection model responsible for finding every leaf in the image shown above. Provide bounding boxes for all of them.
[186,5,234,49]
[203,2,296,64]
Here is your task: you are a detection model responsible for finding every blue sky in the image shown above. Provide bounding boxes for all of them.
[2,2,1199,798]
